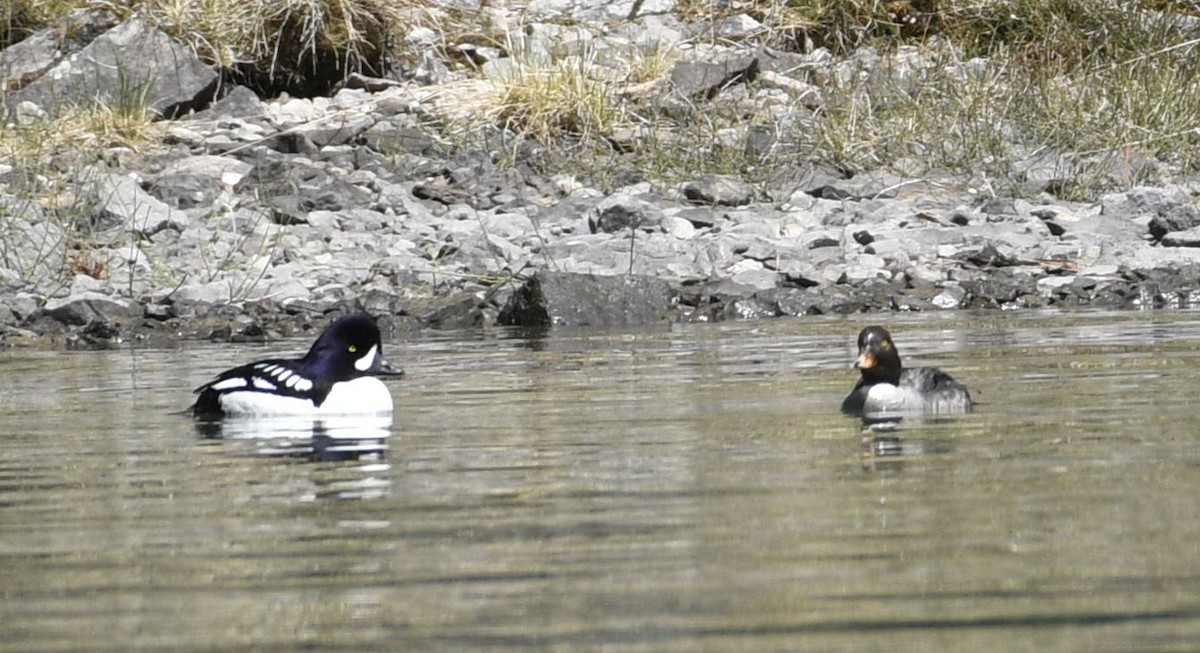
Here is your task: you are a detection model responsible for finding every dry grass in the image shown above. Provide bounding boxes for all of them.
[3,0,1200,199]
[481,52,621,143]
[0,97,162,289]
[2,100,162,187]
[800,2,1200,195]
[139,0,260,69]
[140,0,409,93]
[1,0,78,48]
[654,0,1200,197]
[439,33,683,165]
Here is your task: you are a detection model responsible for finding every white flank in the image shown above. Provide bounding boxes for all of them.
[217,377,393,416]
[219,391,318,416]
[211,377,248,391]
[353,345,378,372]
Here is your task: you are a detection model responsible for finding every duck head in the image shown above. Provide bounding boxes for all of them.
[854,326,902,385]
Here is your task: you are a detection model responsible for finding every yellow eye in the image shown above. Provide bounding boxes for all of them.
[348,345,357,353]
[880,340,891,349]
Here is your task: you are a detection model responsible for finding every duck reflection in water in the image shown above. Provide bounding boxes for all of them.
[194,415,393,462]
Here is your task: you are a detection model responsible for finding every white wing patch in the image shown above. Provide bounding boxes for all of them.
[211,377,248,391]
[236,362,316,393]
[281,375,313,391]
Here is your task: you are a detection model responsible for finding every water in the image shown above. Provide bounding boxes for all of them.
[2,310,1198,652]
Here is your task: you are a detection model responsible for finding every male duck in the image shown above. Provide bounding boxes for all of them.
[192,313,404,418]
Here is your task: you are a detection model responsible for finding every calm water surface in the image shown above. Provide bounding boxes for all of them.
[2,310,1198,652]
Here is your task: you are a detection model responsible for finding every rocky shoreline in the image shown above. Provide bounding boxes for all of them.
[4,5,1200,348]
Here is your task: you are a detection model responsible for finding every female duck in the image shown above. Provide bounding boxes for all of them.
[841,326,973,416]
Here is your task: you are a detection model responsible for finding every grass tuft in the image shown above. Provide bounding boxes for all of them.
[483,52,622,143]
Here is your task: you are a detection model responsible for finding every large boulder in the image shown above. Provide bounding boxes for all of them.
[7,17,217,119]
[498,271,675,328]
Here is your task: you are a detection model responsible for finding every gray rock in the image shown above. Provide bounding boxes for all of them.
[157,154,253,186]
[748,287,827,316]
[8,17,217,118]
[84,170,186,238]
[43,293,142,326]
[1160,226,1200,248]
[380,180,441,222]
[730,265,779,291]
[0,10,119,95]
[0,30,66,95]
[672,207,721,229]
[480,212,538,242]
[663,216,696,239]
[143,172,226,210]
[294,112,376,147]
[1099,185,1190,221]
[713,13,766,40]
[931,283,967,309]
[669,53,759,99]
[415,291,485,329]
[0,198,67,286]
[236,155,372,221]
[185,85,265,120]
[142,154,250,210]
[679,174,755,207]
[344,73,403,93]
[1011,150,1077,195]
[414,50,454,86]
[498,271,675,328]
[809,170,909,201]
[412,173,477,206]
[9,9,1200,341]
[1037,208,1136,245]
[169,279,239,307]
[959,273,1036,309]
[590,194,665,233]
[1149,204,1200,242]
[980,197,1017,216]
[363,124,437,155]
[264,132,320,156]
